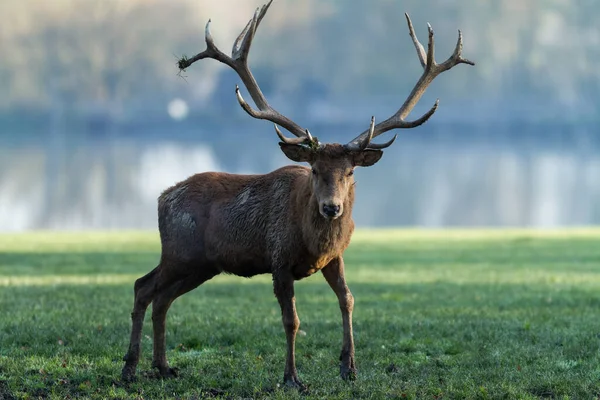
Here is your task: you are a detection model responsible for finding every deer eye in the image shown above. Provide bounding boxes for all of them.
[311,168,317,176]
[347,169,354,177]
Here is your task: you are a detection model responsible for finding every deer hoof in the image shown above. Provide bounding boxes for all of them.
[121,365,137,382]
[341,365,357,381]
[283,375,307,392]
[158,366,179,379]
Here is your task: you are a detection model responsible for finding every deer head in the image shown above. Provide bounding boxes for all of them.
[178,0,474,220]
[273,119,387,219]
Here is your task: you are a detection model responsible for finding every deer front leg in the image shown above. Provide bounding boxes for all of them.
[322,257,356,380]
[273,273,304,389]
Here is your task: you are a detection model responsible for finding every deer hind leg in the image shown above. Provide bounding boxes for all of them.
[322,257,357,381]
[122,266,160,382]
[273,273,304,390]
[151,265,218,378]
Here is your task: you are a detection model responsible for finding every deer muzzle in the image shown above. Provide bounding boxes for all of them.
[321,202,343,220]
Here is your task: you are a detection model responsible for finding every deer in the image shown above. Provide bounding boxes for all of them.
[121,0,473,389]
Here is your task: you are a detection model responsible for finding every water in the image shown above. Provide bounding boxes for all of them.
[1,121,598,231]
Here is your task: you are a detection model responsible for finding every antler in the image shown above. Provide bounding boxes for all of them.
[345,13,475,151]
[178,1,311,141]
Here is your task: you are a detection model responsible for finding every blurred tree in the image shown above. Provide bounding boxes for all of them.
[0,0,597,123]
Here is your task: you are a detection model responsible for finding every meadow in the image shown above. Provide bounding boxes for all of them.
[0,230,599,399]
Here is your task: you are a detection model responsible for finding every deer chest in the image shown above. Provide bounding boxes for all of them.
[292,254,335,280]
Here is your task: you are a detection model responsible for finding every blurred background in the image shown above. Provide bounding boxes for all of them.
[0,0,598,231]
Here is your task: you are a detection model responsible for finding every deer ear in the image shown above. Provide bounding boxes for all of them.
[279,143,314,163]
[352,149,383,167]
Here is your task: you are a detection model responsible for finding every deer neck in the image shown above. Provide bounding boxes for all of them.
[296,179,355,257]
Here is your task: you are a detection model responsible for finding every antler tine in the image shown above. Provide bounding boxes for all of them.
[235,85,261,118]
[274,125,320,148]
[275,125,305,144]
[233,1,272,60]
[439,29,476,70]
[177,1,308,139]
[366,134,397,150]
[205,20,216,52]
[344,116,396,151]
[346,13,474,150]
[345,116,375,151]
[406,14,426,69]
[425,23,435,70]
[232,14,256,61]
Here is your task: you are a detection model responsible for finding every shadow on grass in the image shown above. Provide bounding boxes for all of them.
[0,379,15,400]
[0,252,159,277]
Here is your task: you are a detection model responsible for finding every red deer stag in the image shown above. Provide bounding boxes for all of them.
[121,0,473,388]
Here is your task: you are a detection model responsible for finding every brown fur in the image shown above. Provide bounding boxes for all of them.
[121,143,383,387]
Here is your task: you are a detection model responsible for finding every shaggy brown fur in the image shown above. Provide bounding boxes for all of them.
[121,143,383,387]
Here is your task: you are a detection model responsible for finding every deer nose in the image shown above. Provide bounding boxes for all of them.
[322,204,341,218]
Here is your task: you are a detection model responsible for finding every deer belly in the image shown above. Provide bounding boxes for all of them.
[292,266,320,280]
[206,245,271,277]
[222,260,271,278]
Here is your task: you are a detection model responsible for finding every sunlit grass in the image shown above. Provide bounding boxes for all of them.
[1,229,600,399]
[2,228,600,252]
[0,231,160,253]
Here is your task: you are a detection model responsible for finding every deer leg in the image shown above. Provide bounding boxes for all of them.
[273,274,304,389]
[322,257,356,380]
[122,267,159,382]
[151,268,217,378]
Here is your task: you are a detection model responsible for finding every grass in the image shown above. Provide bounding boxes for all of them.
[1,229,600,399]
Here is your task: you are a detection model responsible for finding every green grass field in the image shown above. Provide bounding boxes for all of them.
[1,230,600,399]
